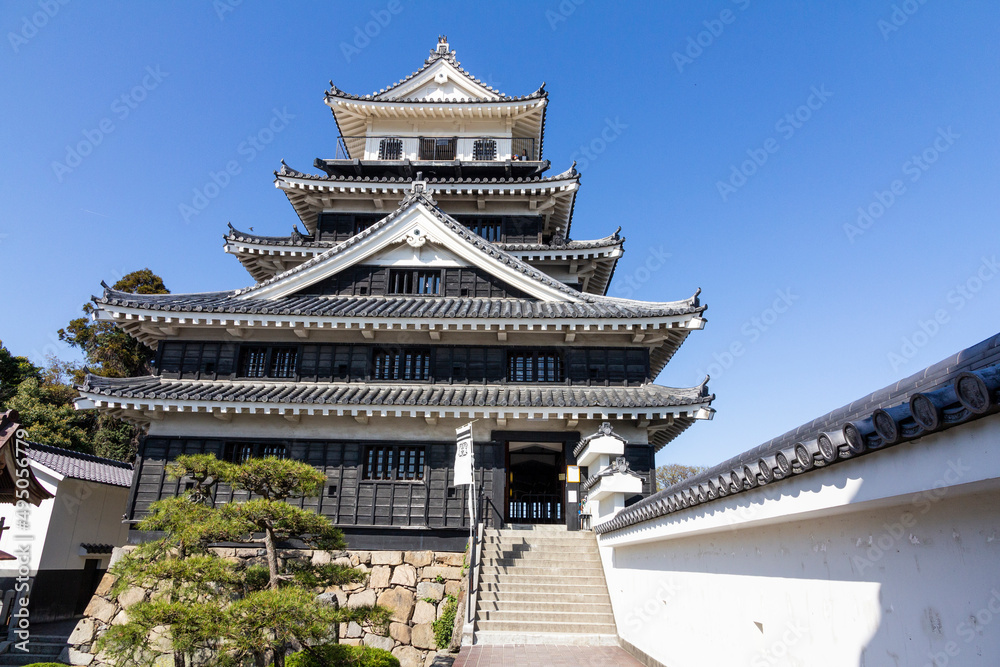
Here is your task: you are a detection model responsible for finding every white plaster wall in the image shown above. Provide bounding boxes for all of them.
[38,478,129,571]
[0,466,58,576]
[148,413,650,446]
[600,415,1000,667]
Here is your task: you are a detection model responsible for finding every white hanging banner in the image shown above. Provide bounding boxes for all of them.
[454,423,475,486]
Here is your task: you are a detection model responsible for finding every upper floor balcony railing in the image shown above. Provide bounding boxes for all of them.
[335,136,538,162]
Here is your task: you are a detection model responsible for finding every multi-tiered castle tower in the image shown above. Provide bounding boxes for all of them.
[76,38,713,548]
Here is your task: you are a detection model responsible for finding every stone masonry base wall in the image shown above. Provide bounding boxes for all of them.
[63,547,466,667]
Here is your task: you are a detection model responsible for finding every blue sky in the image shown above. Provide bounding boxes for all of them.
[2,1,998,468]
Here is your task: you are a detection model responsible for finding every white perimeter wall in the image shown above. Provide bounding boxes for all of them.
[599,414,1000,667]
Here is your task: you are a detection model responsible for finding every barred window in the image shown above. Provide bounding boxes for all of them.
[373,349,431,381]
[378,137,403,160]
[473,138,497,161]
[239,347,268,378]
[388,269,441,295]
[363,445,426,481]
[507,351,564,382]
[224,442,288,463]
[268,348,297,378]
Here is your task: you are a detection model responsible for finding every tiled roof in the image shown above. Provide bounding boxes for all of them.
[95,291,701,321]
[327,46,544,103]
[277,161,575,184]
[27,441,133,487]
[103,191,697,320]
[80,543,116,554]
[224,225,621,254]
[597,332,1000,535]
[79,375,712,411]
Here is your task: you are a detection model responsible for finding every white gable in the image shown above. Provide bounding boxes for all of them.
[239,198,579,302]
[379,59,498,102]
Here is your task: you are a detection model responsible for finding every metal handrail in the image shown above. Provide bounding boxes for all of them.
[334,135,537,161]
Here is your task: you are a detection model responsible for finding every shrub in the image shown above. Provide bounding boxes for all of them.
[433,594,458,649]
[287,644,399,667]
[24,663,69,667]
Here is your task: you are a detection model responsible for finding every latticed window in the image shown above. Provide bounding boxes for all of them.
[507,351,564,382]
[378,137,403,160]
[389,269,441,295]
[224,442,288,462]
[268,348,297,378]
[473,138,497,160]
[373,349,431,381]
[363,445,426,481]
[239,347,268,378]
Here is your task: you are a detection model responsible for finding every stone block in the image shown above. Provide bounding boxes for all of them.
[150,625,173,653]
[377,586,415,623]
[412,600,437,625]
[210,547,236,558]
[235,547,264,558]
[351,551,372,565]
[341,637,362,646]
[343,621,363,638]
[405,550,434,567]
[117,586,146,609]
[68,617,96,645]
[65,647,95,666]
[347,589,376,609]
[318,589,347,608]
[416,581,445,601]
[410,623,437,650]
[444,580,462,598]
[370,550,404,566]
[392,645,425,667]
[435,552,465,567]
[94,573,116,597]
[310,550,332,566]
[112,610,130,625]
[369,565,392,589]
[363,632,395,651]
[389,621,411,645]
[421,566,461,581]
[333,556,353,568]
[84,596,118,624]
[391,564,417,587]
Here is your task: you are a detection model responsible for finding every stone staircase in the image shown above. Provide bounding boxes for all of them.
[472,525,618,645]
[0,634,71,666]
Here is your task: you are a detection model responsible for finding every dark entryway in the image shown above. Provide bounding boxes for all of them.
[506,443,564,524]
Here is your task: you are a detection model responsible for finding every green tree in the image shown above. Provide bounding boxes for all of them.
[0,342,41,405]
[6,377,91,451]
[655,463,708,491]
[58,269,168,379]
[100,455,388,667]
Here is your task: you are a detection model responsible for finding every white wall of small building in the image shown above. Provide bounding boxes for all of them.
[0,465,128,577]
[39,477,129,571]
[598,414,1000,667]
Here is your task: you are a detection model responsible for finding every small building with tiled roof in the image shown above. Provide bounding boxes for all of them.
[76,39,712,548]
[0,441,131,622]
